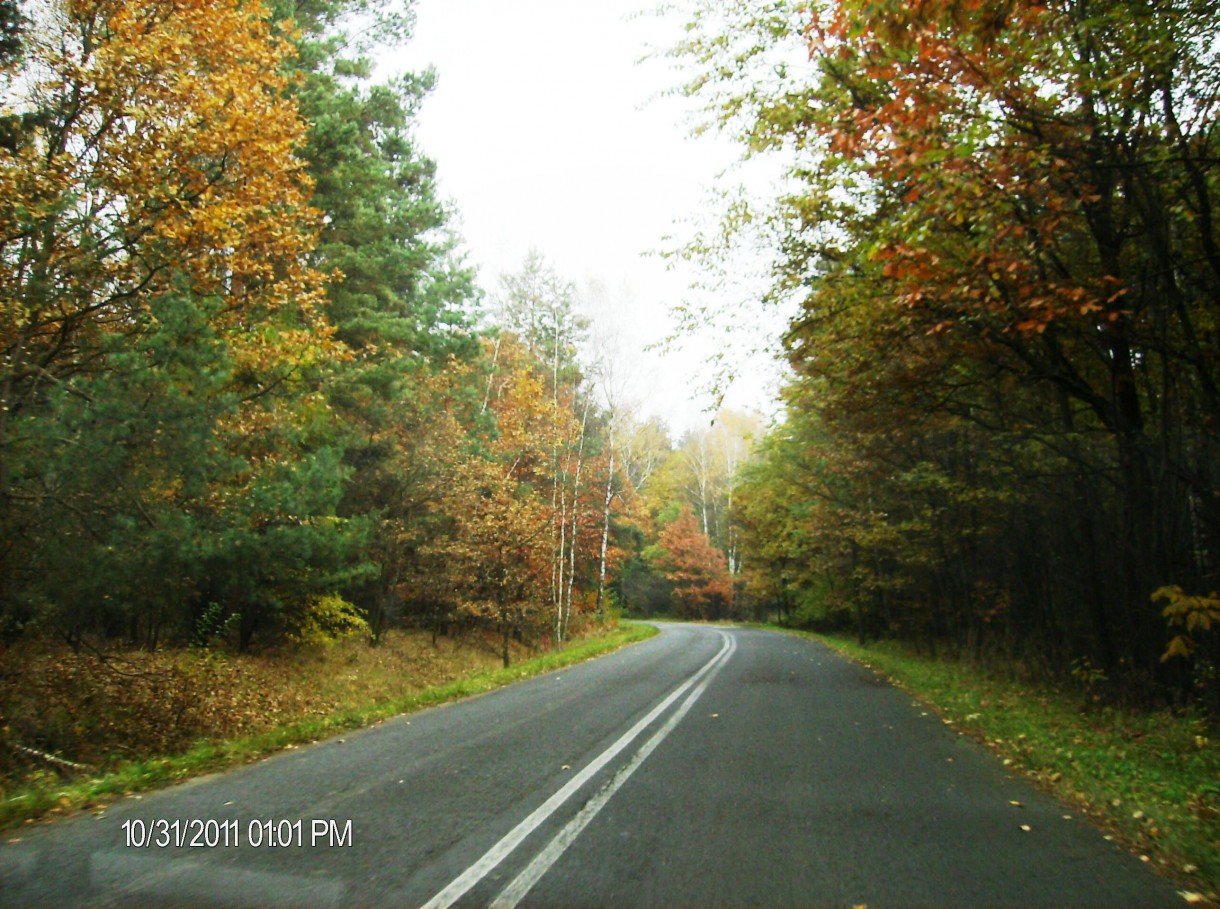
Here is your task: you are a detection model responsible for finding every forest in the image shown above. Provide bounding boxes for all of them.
[0,0,1218,792]
[0,0,750,686]
[676,0,1220,710]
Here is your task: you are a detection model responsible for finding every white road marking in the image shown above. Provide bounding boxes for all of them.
[489,633,737,909]
[419,630,735,909]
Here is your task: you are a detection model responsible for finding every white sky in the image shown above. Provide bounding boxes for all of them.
[386,0,789,438]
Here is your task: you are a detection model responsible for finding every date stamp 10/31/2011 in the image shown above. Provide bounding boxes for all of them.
[121,818,353,850]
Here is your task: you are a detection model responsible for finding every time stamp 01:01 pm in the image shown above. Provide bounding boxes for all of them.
[121,817,354,850]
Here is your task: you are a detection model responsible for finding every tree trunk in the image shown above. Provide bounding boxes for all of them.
[563,398,590,639]
[596,421,615,621]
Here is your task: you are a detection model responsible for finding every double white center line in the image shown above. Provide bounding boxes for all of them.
[420,630,737,909]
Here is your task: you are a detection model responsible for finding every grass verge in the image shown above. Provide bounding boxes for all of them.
[777,628,1218,902]
[0,622,657,831]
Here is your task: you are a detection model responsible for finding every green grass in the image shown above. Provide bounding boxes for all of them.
[776,629,1218,901]
[0,622,658,831]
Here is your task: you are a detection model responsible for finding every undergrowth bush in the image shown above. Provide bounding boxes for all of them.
[286,594,369,647]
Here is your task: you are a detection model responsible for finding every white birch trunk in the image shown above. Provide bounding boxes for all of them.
[563,397,590,640]
[595,420,615,620]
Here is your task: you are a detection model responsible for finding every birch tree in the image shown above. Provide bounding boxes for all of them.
[493,253,592,641]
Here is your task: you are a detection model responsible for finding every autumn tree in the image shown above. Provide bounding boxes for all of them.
[627,409,759,614]
[607,413,671,616]
[490,253,596,642]
[620,415,672,496]
[587,331,641,622]
[0,0,352,647]
[416,337,557,664]
[648,505,733,620]
[675,0,1220,697]
[732,396,844,628]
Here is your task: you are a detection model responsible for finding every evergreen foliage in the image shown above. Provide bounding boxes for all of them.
[0,0,636,660]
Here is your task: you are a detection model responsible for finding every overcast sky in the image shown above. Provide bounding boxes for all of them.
[387,0,788,437]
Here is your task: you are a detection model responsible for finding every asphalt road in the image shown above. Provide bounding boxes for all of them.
[0,624,1187,908]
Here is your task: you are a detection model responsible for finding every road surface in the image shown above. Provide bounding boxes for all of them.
[0,624,1186,907]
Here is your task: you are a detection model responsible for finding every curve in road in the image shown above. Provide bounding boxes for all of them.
[0,624,1186,908]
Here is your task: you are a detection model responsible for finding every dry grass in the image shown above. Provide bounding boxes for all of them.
[0,621,658,828]
[0,627,539,792]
